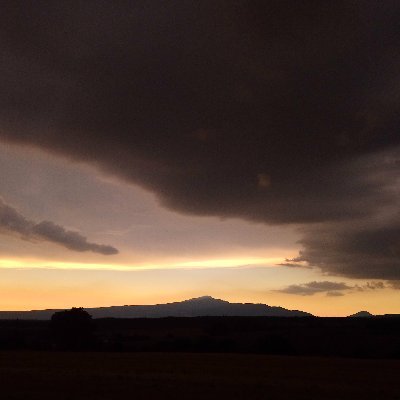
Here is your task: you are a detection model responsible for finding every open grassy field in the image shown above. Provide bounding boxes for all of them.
[0,351,398,399]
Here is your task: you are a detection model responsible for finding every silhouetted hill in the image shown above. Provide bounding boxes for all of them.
[348,311,374,317]
[0,296,312,319]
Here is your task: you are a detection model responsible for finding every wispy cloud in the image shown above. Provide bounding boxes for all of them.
[277,280,388,297]
[0,198,118,255]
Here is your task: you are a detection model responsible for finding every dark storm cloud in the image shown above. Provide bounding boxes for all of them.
[0,1,400,276]
[291,217,400,280]
[0,198,118,255]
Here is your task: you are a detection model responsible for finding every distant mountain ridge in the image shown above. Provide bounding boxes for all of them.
[348,311,374,317]
[0,296,313,319]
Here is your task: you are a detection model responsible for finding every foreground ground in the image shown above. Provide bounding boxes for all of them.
[0,352,398,399]
[2,316,400,357]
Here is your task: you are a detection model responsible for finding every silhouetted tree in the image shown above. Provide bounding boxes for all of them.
[50,307,94,350]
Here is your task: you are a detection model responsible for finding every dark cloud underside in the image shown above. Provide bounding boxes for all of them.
[293,219,400,280]
[0,1,399,277]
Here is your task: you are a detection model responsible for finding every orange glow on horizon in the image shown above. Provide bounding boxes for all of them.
[0,257,398,317]
[0,256,282,271]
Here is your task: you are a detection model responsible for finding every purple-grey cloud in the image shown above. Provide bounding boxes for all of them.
[326,291,345,297]
[0,198,118,255]
[278,281,353,296]
[277,280,387,296]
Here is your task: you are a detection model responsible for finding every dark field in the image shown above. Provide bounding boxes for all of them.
[1,316,399,399]
[1,316,400,358]
[0,351,399,400]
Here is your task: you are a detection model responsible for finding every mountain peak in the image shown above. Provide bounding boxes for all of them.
[186,296,223,302]
[0,296,313,319]
[349,310,374,317]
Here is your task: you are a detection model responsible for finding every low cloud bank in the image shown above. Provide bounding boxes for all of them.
[278,280,388,296]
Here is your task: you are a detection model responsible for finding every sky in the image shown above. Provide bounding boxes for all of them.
[0,1,399,316]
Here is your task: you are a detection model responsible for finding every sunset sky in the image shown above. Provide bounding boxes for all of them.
[0,1,399,316]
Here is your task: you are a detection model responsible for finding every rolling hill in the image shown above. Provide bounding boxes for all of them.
[0,296,312,319]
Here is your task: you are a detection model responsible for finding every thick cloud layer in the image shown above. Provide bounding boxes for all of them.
[0,2,399,276]
[0,198,118,255]
[292,218,400,280]
[285,148,400,280]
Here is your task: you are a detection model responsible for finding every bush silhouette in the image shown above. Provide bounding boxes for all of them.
[51,307,94,350]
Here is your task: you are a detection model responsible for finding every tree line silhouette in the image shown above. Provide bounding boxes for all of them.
[51,307,94,350]
[0,308,399,358]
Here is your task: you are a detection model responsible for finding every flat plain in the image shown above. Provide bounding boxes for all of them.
[0,351,398,400]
